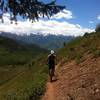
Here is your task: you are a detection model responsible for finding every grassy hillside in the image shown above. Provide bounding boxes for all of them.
[49,28,100,100]
[0,36,48,100]
[0,55,48,100]
[58,30,100,64]
[0,35,47,66]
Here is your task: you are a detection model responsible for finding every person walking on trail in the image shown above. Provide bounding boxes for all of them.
[47,50,57,82]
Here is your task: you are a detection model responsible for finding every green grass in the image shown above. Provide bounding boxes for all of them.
[58,30,100,64]
[0,36,48,100]
[0,54,48,100]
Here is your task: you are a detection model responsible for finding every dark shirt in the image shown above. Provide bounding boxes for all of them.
[48,54,56,66]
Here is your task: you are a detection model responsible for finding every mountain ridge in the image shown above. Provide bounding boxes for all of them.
[0,32,75,50]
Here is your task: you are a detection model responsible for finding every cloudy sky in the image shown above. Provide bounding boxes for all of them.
[0,0,100,36]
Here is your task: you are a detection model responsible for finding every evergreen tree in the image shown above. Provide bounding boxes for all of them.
[95,23,100,32]
[0,0,65,23]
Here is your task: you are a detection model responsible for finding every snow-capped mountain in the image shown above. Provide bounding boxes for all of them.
[0,32,75,50]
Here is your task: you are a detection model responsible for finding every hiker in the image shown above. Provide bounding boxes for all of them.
[47,50,57,82]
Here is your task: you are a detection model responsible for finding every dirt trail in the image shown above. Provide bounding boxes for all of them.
[41,55,100,100]
[41,64,59,100]
[41,81,56,100]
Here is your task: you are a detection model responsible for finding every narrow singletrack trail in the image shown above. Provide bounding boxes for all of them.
[41,81,56,100]
[41,64,60,100]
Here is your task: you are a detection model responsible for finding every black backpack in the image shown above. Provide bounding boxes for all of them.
[48,54,55,65]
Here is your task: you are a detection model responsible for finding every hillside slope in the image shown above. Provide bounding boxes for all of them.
[42,30,100,100]
[0,36,48,100]
[42,55,100,100]
[0,35,47,66]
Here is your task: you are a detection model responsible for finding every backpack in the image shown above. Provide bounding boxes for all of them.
[48,54,55,65]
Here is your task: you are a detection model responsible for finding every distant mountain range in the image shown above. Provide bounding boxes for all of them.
[0,32,75,50]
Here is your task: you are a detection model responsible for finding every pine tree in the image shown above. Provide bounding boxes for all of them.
[0,0,65,23]
[95,23,100,32]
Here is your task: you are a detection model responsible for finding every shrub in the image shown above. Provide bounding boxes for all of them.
[93,50,100,58]
[95,23,100,32]
[75,54,82,65]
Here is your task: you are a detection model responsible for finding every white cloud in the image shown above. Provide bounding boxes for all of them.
[89,21,94,24]
[0,13,94,36]
[97,15,100,20]
[51,9,73,20]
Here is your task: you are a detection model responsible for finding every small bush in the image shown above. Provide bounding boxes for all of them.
[75,55,82,64]
[93,50,100,58]
[89,46,97,53]
[84,32,89,38]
